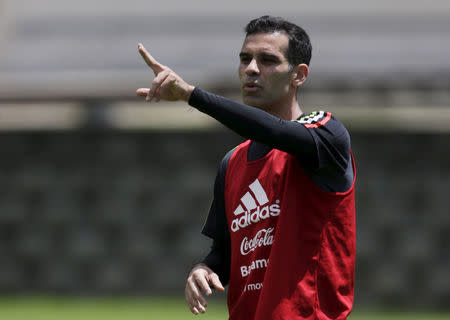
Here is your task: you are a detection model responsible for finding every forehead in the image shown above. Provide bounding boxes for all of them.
[241,32,289,57]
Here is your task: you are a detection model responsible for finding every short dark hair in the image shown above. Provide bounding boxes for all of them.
[245,15,312,67]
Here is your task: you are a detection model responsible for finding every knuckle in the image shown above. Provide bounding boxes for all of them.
[211,275,219,283]
[193,273,202,281]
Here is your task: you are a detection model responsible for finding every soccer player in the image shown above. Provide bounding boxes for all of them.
[137,15,356,320]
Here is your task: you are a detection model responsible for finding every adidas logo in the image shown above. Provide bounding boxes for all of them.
[231,179,280,232]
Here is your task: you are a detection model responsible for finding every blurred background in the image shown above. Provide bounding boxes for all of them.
[0,0,449,318]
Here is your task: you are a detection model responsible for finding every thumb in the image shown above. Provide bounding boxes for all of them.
[208,273,225,292]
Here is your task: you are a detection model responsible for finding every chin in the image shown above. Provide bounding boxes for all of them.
[242,95,267,109]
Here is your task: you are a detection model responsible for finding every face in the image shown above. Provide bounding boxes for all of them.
[239,32,293,110]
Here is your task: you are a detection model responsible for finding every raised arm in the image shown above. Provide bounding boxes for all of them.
[136,44,351,177]
[136,44,318,165]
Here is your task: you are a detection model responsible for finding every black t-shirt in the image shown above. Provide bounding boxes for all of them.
[188,88,353,285]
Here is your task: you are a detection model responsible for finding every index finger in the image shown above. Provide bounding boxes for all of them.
[208,273,225,292]
[193,273,212,296]
[138,43,164,74]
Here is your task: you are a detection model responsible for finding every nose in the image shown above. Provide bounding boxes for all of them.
[245,58,260,76]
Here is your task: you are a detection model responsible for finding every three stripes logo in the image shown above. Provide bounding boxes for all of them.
[231,179,281,232]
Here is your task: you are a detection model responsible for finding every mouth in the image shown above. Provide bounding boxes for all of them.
[243,82,262,92]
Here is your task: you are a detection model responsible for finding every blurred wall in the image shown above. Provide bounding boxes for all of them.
[1,0,450,99]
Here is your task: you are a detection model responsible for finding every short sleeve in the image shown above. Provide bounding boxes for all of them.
[201,148,235,241]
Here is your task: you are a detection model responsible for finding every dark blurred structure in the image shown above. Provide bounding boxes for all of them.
[0,0,449,312]
[0,130,449,310]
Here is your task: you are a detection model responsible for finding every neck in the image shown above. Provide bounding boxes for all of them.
[266,94,303,120]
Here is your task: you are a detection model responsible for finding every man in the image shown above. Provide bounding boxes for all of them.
[137,15,356,320]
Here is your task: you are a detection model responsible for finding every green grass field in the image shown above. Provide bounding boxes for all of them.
[0,297,448,320]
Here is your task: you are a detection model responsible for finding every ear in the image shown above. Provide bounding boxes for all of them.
[291,64,309,88]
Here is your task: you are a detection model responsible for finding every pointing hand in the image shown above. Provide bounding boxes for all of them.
[136,43,195,102]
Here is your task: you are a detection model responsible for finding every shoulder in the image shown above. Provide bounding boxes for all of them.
[218,144,241,177]
[296,110,350,145]
[296,110,351,173]
[295,110,332,128]
[295,111,348,134]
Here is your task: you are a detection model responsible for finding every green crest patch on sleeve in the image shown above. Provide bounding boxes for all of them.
[294,111,331,128]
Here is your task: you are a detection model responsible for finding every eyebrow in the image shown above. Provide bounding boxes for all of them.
[239,52,281,60]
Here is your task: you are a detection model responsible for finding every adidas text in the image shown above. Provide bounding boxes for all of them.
[231,203,280,232]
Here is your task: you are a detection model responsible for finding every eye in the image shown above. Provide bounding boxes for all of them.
[240,56,252,64]
[261,56,279,64]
